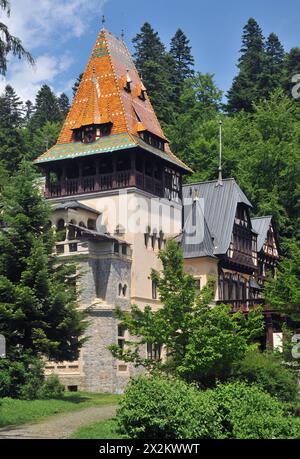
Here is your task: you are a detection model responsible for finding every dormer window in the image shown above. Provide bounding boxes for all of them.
[73,123,112,144]
[125,69,132,92]
[138,80,147,100]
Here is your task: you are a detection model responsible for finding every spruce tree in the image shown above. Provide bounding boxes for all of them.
[72,73,83,97]
[29,85,62,131]
[170,29,194,104]
[284,47,300,96]
[57,92,70,119]
[0,0,34,75]
[227,18,265,112]
[0,162,87,360]
[24,100,34,124]
[133,23,175,124]
[0,85,26,172]
[260,33,285,98]
[0,84,24,128]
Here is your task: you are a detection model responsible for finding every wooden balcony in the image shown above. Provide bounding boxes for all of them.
[45,170,165,199]
[217,298,265,312]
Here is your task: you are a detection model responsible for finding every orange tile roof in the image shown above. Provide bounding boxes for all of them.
[36,28,191,172]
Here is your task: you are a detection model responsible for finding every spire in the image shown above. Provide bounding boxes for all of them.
[121,29,125,41]
[216,120,223,187]
[101,15,106,28]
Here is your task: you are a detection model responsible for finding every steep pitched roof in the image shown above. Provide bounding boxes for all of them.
[182,178,252,256]
[251,216,273,251]
[34,28,190,172]
[179,197,215,259]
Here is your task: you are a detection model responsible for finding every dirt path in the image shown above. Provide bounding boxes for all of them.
[0,404,117,439]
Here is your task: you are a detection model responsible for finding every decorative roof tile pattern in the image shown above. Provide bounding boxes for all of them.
[35,28,188,171]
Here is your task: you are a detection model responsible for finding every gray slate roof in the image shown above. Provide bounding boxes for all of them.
[182,178,252,257]
[52,201,101,215]
[251,216,272,251]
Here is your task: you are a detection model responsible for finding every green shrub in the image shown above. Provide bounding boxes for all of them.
[209,381,300,439]
[0,358,44,399]
[118,376,300,439]
[233,350,299,402]
[38,374,65,399]
[117,375,223,439]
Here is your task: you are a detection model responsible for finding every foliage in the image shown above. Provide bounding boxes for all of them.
[0,0,34,76]
[28,84,64,132]
[0,162,88,362]
[37,374,65,400]
[209,381,300,439]
[118,375,300,439]
[264,240,300,321]
[72,419,125,439]
[110,240,264,386]
[232,349,299,402]
[0,356,43,399]
[117,375,223,439]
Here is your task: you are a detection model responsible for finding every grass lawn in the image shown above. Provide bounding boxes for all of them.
[71,418,126,439]
[0,392,121,428]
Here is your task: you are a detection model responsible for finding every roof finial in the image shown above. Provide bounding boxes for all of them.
[216,120,223,187]
[102,15,106,28]
[121,29,125,41]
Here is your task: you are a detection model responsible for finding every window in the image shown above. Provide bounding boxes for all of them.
[192,201,197,226]
[194,278,201,291]
[122,284,127,297]
[147,343,162,361]
[87,219,96,230]
[118,283,123,296]
[122,244,127,256]
[152,280,158,300]
[114,242,120,254]
[118,325,126,350]
[56,219,66,242]
[99,158,113,174]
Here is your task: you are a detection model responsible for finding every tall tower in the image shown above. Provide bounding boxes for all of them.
[35,27,190,392]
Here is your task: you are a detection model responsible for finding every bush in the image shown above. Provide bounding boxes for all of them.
[117,375,223,439]
[118,376,300,439]
[208,381,300,439]
[233,350,299,402]
[0,358,44,399]
[38,374,65,399]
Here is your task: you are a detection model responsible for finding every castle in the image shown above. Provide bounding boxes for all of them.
[34,26,279,393]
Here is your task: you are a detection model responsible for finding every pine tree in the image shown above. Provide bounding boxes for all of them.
[227,18,265,112]
[57,92,70,119]
[24,100,34,124]
[170,29,194,103]
[0,162,87,360]
[0,85,26,172]
[0,84,24,128]
[29,85,62,131]
[260,33,285,98]
[284,47,300,96]
[133,23,175,125]
[0,0,34,75]
[72,73,83,97]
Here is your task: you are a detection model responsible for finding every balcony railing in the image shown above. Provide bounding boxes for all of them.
[216,298,265,312]
[45,170,164,199]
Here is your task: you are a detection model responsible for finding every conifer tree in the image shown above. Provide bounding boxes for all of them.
[260,33,285,98]
[170,29,194,104]
[24,100,34,124]
[227,18,265,112]
[57,92,70,119]
[72,73,83,97]
[133,23,175,123]
[29,85,62,131]
[284,47,300,96]
[0,84,24,128]
[0,0,34,76]
[0,162,87,360]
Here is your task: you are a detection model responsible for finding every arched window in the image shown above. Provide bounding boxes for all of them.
[56,219,66,242]
[118,283,123,296]
[122,284,127,297]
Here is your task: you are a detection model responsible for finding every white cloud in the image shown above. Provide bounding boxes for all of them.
[0,0,108,101]
[4,0,108,48]
[0,53,74,101]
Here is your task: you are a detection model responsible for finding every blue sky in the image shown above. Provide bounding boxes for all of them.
[1,0,300,102]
